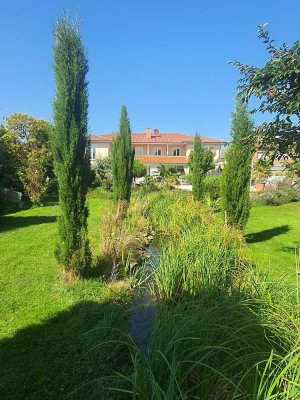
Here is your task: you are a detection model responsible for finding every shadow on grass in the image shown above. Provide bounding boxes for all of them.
[0,301,130,400]
[0,215,57,233]
[246,225,290,244]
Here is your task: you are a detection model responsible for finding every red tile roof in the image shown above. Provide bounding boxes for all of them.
[90,133,224,144]
[135,155,187,164]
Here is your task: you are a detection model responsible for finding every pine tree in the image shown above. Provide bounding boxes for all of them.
[221,98,254,230]
[111,105,134,202]
[190,135,214,200]
[51,16,91,276]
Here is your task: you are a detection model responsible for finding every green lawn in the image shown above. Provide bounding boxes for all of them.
[245,201,300,285]
[0,195,130,400]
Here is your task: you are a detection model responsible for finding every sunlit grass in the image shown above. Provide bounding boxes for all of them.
[0,194,131,399]
[245,202,300,285]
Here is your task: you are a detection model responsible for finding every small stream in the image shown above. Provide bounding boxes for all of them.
[129,244,160,354]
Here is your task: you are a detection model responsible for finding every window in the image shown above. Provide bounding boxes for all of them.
[135,147,143,155]
[172,148,180,156]
[154,148,162,156]
[90,146,96,160]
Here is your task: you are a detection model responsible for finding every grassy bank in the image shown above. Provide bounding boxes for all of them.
[0,195,131,399]
[245,202,300,285]
[116,190,300,399]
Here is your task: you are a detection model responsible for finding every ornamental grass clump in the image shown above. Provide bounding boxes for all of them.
[112,189,300,399]
[120,285,300,400]
[99,200,149,281]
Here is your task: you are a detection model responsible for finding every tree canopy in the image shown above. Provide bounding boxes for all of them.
[231,24,300,158]
[2,113,52,205]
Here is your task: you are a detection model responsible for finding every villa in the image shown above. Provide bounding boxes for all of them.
[90,128,225,175]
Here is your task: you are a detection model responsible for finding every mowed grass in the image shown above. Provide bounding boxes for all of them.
[245,201,300,285]
[0,195,131,400]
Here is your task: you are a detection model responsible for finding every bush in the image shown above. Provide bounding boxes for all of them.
[252,178,300,206]
[204,175,221,200]
[98,200,149,281]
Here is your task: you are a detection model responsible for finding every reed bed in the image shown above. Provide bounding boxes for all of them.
[112,190,300,399]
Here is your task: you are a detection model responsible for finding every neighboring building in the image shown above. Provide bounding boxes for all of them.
[90,128,225,175]
[253,149,290,175]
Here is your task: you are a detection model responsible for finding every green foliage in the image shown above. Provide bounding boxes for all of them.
[204,175,221,200]
[231,24,300,158]
[111,105,134,201]
[133,159,147,178]
[157,164,177,177]
[190,135,214,200]
[221,99,254,230]
[286,157,300,178]
[2,114,52,205]
[253,158,273,182]
[252,178,300,206]
[120,190,300,399]
[0,125,18,211]
[52,16,91,275]
[92,156,113,190]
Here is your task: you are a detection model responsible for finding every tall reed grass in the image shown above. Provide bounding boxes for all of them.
[112,189,300,399]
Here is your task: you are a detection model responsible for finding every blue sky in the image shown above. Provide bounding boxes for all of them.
[0,0,299,140]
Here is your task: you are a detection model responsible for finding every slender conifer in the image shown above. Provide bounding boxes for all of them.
[52,16,91,275]
[111,105,134,202]
[221,98,254,230]
[191,135,214,200]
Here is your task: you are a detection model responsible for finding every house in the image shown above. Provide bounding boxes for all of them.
[90,128,225,175]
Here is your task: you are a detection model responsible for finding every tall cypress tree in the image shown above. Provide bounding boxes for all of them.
[221,98,254,230]
[52,16,91,276]
[191,135,214,200]
[111,105,134,202]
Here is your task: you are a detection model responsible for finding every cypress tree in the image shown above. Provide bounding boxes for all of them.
[52,16,91,276]
[111,105,134,202]
[221,98,254,230]
[191,135,214,200]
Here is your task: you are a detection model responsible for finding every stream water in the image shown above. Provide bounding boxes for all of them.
[129,244,160,354]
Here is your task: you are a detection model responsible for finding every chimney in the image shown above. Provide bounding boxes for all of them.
[154,128,159,135]
[146,128,151,139]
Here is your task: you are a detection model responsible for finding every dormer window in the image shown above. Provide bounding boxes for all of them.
[172,148,180,156]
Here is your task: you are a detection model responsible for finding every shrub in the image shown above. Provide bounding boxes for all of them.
[99,200,149,281]
[204,175,221,200]
[252,178,300,206]
[133,159,147,178]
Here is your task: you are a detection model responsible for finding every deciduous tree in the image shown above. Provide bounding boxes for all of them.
[231,24,300,159]
[3,113,51,205]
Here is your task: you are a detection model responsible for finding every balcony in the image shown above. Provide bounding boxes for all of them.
[135,155,188,165]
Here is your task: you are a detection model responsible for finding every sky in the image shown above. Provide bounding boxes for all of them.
[0,0,299,140]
